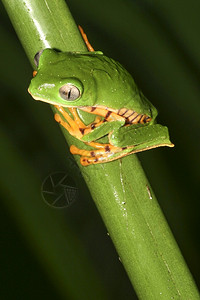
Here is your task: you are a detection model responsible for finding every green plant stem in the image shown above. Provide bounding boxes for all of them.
[2,0,199,299]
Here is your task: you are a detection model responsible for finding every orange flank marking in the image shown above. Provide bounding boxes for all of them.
[80,106,125,123]
[117,108,151,124]
[78,25,95,52]
[80,106,151,125]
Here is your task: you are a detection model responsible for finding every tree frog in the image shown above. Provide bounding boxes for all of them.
[28,27,173,166]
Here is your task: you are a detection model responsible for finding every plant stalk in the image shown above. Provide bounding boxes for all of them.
[2,0,199,298]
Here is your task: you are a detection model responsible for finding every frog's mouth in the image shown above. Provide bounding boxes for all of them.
[27,89,59,105]
[28,89,66,106]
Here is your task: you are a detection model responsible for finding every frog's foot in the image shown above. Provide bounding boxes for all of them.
[54,105,103,140]
[78,25,95,52]
[70,141,129,166]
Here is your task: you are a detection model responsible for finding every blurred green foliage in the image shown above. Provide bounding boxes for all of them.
[0,0,199,299]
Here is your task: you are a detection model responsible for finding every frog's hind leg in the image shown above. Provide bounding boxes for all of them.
[78,25,95,52]
[70,141,130,166]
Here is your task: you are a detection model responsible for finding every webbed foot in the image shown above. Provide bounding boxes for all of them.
[70,141,129,166]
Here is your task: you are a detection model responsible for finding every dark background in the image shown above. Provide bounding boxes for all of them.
[0,0,200,299]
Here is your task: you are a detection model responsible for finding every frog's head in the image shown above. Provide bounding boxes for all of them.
[28,49,96,107]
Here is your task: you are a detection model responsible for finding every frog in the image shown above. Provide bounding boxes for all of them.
[28,26,174,166]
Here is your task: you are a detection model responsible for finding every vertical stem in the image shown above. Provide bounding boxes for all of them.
[2,0,199,299]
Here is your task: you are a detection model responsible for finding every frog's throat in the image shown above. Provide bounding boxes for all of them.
[79,106,151,125]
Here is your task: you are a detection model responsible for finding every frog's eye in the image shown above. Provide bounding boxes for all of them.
[34,50,44,68]
[59,84,80,101]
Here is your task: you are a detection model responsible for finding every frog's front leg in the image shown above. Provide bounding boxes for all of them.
[54,104,127,165]
[55,104,125,141]
[54,105,104,140]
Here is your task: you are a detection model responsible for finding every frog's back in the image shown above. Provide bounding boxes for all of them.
[67,52,156,118]
[43,50,156,119]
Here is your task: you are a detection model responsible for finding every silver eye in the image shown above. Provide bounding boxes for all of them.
[59,84,80,101]
[34,50,44,68]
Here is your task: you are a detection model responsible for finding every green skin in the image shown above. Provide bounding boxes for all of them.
[28,49,173,163]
